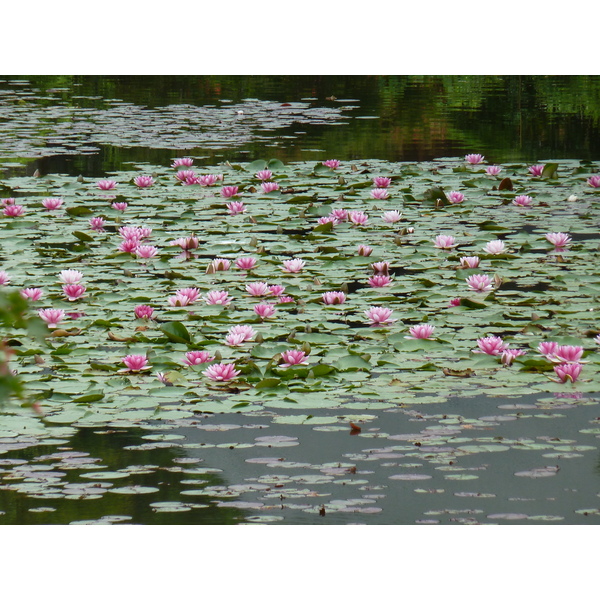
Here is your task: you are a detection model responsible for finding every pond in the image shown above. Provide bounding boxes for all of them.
[0,75,599,525]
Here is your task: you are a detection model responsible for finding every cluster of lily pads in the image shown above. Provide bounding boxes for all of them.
[1,152,599,420]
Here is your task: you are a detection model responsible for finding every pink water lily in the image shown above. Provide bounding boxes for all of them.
[111,202,128,211]
[586,175,600,188]
[134,305,154,319]
[203,362,240,382]
[448,297,462,307]
[460,256,480,268]
[246,281,270,296]
[89,217,105,231]
[317,216,337,226]
[59,269,83,284]
[528,165,545,176]
[0,271,10,285]
[255,169,273,181]
[254,303,276,319]
[381,210,402,223]
[220,186,239,198]
[119,239,139,254]
[483,240,505,254]
[168,294,191,307]
[545,232,571,248]
[228,325,256,341]
[136,245,159,259]
[322,291,346,305]
[434,235,457,249]
[1,198,15,205]
[235,256,257,270]
[406,324,435,340]
[184,351,214,366]
[227,201,246,216]
[365,306,396,326]
[225,332,247,347]
[97,179,117,190]
[38,308,66,328]
[277,296,295,304]
[446,191,465,204]
[358,245,373,256]
[371,188,389,200]
[205,290,231,305]
[538,341,559,357]
[42,198,63,210]
[210,258,231,272]
[513,195,533,207]
[176,288,201,303]
[119,226,151,241]
[465,154,484,164]
[368,275,393,288]
[349,211,369,226]
[198,174,220,186]
[175,170,196,182]
[373,177,391,188]
[122,354,151,372]
[20,288,43,301]
[170,237,199,251]
[62,284,86,301]
[280,350,309,368]
[172,157,194,168]
[134,175,154,188]
[3,204,25,217]
[466,274,494,293]
[268,285,286,297]
[549,345,584,363]
[281,259,305,273]
[322,159,340,169]
[261,182,280,193]
[501,348,527,365]
[486,165,502,176]
[553,362,582,383]
[330,209,348,222]
[475,335,509,355]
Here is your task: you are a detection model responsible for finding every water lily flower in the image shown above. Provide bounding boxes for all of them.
[225,332,247,347]
[168,294,191,307]
[434,235,457,249]
[553,362,582,383]
[513,195,533,207]
[227,201,246,216]
[172,157,194,168]
[203,362,240,382]
[59,270,83,284]
[528,165,545,176]
[501,348,527,365]
[136,245,159,259]
[210,258,231,272]
[322,291,346,305]
[448,297,462,307]
[406,324,436,340]
[0,271,10,285]
[486,165,502,176]
[475,335,509,355]
[42,198,63,210]
[184,351,214,366]
[246,282,270,296]
[134,175,154,188]
[330,209,348,222]
[280,350,309,368]
[38,308,66,328]
[322,159,340,169]
[1,198,15,206]
[134,305,154,319]
[381,210,402,223]
[371,188,389,200]
[62,284,86,301]
[118,239,139,254]
[20,288,43,301]
[586,175,600,188]
[365,306,396,326]
[277,296,295,304]
[3,204,25,217]
[122,354,151,372]
[358,245,373,256]
[254,303,276,319]
[176,288,201,303]
[594,334,600,346]
[228,325,256,341]
[371,261,390,275]
[349,211,369,226]
[89,217,105,231]
[111,202,128,212]
[261,182,280,193]
[199,174,220,186]
[446,191,465,204]
[235,256,257,270]
[268,285,286,297]
[466,274,494,293]
[368,275,393,287]
[220,186,239,198]
[483,240,506,254]
[373,177,391,188]
[465,154,484,164]
[255,170,273,181]
[205,290,231,305]
[545,232,571,248]
[549,345,584,363]
[460,256,480,268]
[281,259,305,273]
[175,170,196,182]
[538,341,559,357]
[119,226,151,241]
[317,215,338,226]
[97,179,117,190]
[170,237,199,251]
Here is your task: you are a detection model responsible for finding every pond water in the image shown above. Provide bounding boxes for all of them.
[1,75,599,525]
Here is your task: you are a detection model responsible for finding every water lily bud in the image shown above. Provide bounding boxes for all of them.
[287,332,296,342]
[77,174,84,183]
[338,176,346,185]
[213,350,222,361]
[151,172,158,179]
[277,225,283,234]
[494,274,502,288]
[567,194,578,202]
[394,236,404,246]
[297,307,305,313]
[205,262,215,274]
[249,236,258,247]
[33,169,40,178]
[340,282,349,293]
[361,354,371,362]
[305,325,312,333]
[255,333,264,343]
[313,278,321,286]
[301,342,311,355]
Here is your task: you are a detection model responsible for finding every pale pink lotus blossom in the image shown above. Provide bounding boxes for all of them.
[0,271,10,285]
[465,154,484,164]
[38,308,65,328]
[349,211,369,226]
[358,245,373,257]
[89,217,105,231]
[198,174,219,186]
[119,226,151,241]
[3,204,25,217]
[322,291,346,305]
[549,345,584,363]
[118,239,139,254]
[373,177,391,188]
[448,297,462,307]
[172,157,194,168]
[184,351,214,366]
[322,159,340,169]
[20,288,43,301]
[460,256,480,268]
[513,195,533,207]
[220,186,239,198]
[211,258,231,272]
[205,290,232,305]
[406,324,436,340]
[175,170,196,182]
[183,175,200,185]
[486,165,502,176]
[434,235,457,249]
[484,240,506,254]
[111,202,128,212]
[134,175,154,188]
[122,354,151,372]
[330,208,348,222]
[381,210,402,223]
[59,269,83,284]
[235,256,257,270]
[553,362,582,383]
[371,261,390,274]
[254,303,276,319]
[371,188,389,200]
[1,198,15,206]
[203,362,240,382]
[368,275,393,287]
[136,245,159,259]
[261,182,280,193]
[255,170,273,181]
[475,335,509,355]
[228,325,257,341]
[62,284,86,301]
[545,232,571,248]
[227,201,246,216]
[317,215,338,226]
[97,179,117,190]
[268,285,286,296]
[176,288,201,303]
[365,306,396,326]
[538,341,559,357]
[134,305,154,319]
[446,191,465,204]
[466,274,494,293]
[225,332,247,347]
[168,294,191,307]
[42,198,63,210]
[528,165,545,176]
[277,296,295,304]
[246,281,270,296]
[281,259,305,273]
[501,348,527,365]
[170,237,199,251]
[280,350,309,368]
[586,175,600,188]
